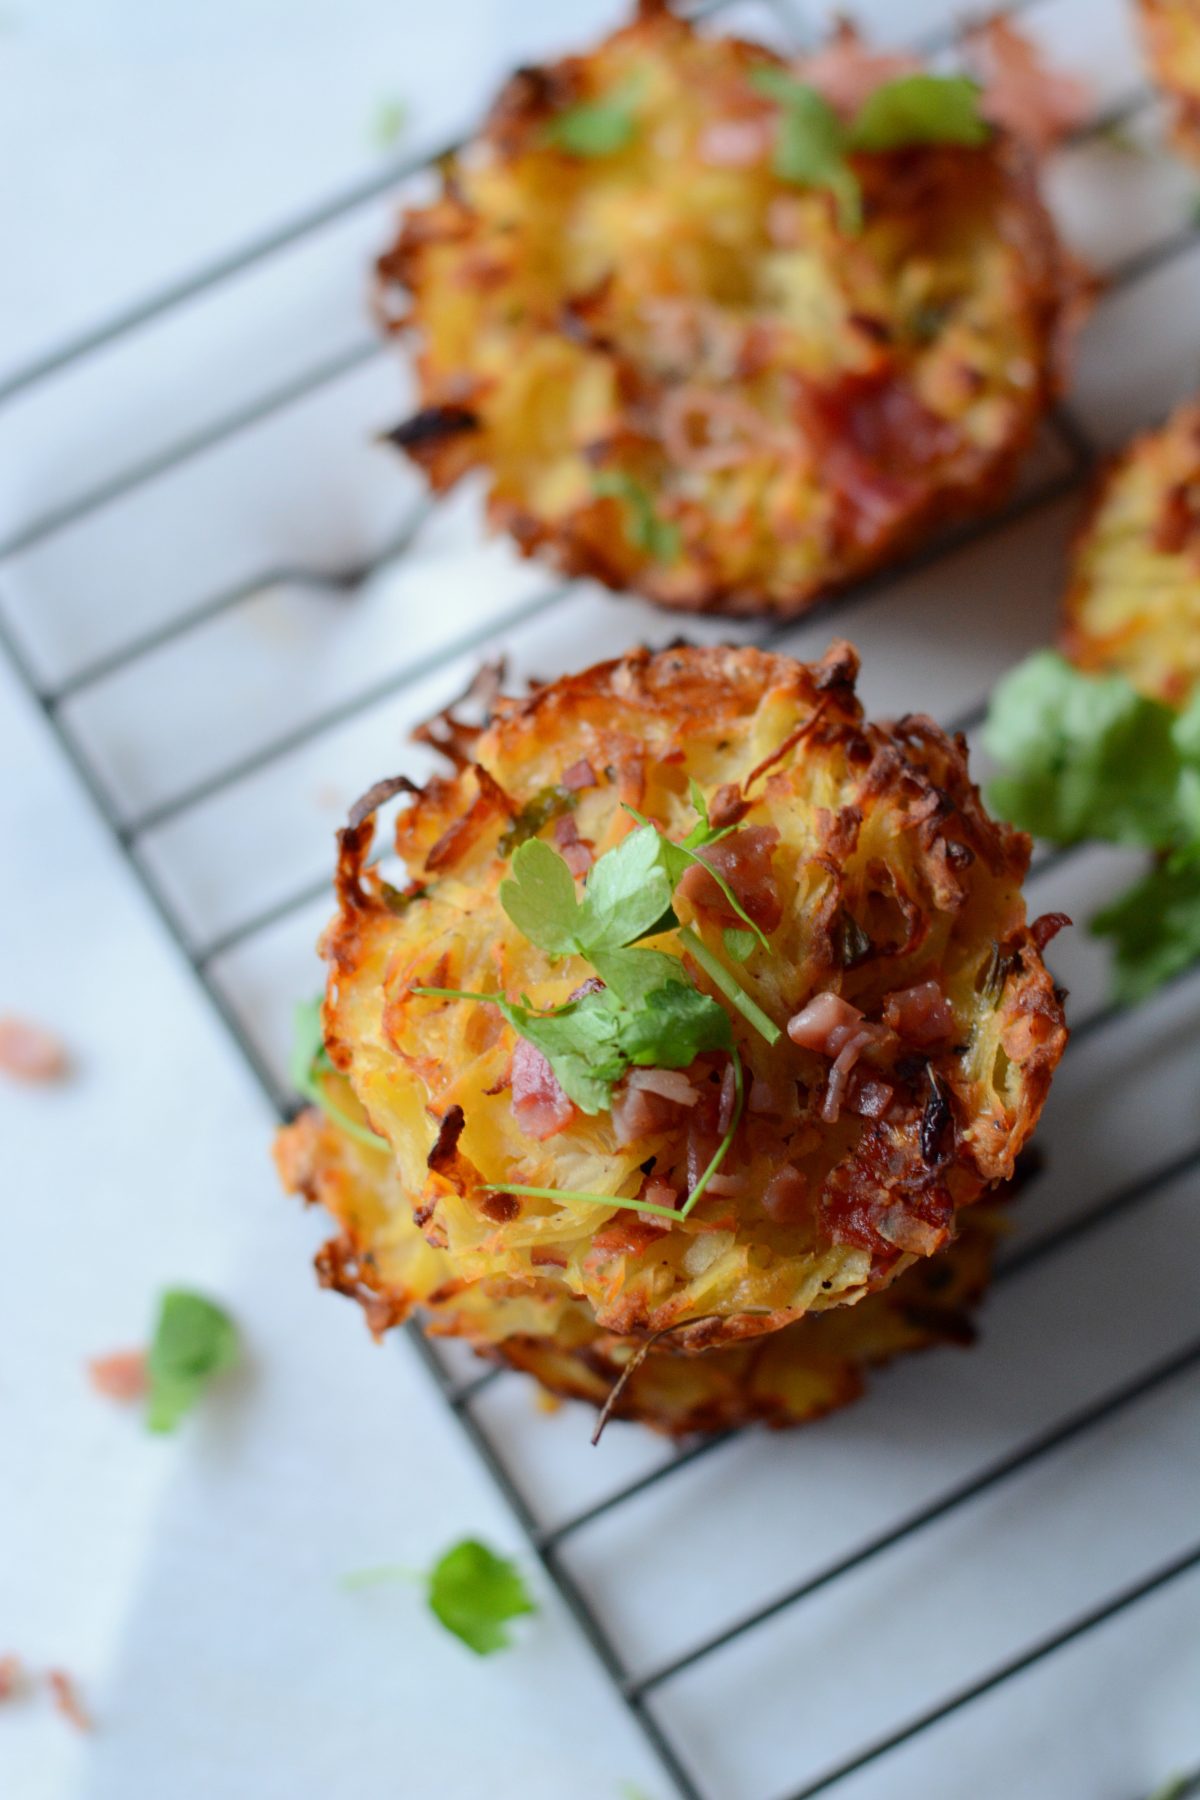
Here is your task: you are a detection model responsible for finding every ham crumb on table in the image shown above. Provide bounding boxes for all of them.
[0,1015,69,1082]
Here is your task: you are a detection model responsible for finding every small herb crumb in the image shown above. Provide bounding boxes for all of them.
[371,96,409,151]
[0,1015,69,1083]
[426,1538,536,1655]
[145,1290,239,1434]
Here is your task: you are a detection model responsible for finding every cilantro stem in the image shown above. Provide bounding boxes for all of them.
[679,1042,742,1218]
[679,927,781,1046]
[304,1068,389,1151]
[490,1043,743,1224]
[484,1185,683,1221]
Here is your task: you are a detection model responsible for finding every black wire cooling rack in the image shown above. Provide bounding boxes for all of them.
[2,2,1199,1795]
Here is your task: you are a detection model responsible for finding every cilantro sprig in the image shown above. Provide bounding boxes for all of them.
[290,997,387,1149]
[346,1538,537,1656]
[415,784,785,1219]
[146,1289,239,1434]
[750,67,989,232]
[984,651,1200,1002]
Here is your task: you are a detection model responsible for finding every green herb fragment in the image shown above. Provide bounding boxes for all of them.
[593,471,681,563]
[848,74,988,152]
[624,798,768,952]
[341,1564,416,1590]
[145,1289,238,1434]
[544,78,641,157]
[497,785,575,857]
[680,926,781,1046]
[983,652,1190,849]
[370,95,409,151]
[749,68,860,230]
[1092,858,1200,1004]
[379,879,422,916]
[749,67,990,234]
[290,997,388,1150]
[723,927,757,963]
[426,1538,536,1655]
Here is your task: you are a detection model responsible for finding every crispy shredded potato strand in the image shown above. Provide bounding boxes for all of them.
[320,642,1065,1342]
[1060,398,1200,708]
[275,1102,1000,1435]
[377,4,1074,617]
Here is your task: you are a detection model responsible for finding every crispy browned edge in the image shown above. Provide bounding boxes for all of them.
[371,2,1084,619]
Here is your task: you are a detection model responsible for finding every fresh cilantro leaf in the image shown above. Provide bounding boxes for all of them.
[290,997,388,1150]
[680,926,781,1045]
[426,1539,536,1656]
[593,471,682,563]
[984,652,1186,849]
[1092,858,1200,1005]
[589,946,685,1004]
[750,67,861,231]
[544,78,641,157]
[145,1290,238,1434]
[578,825,677,951]
[499,837,582,955]
[848,74,989,152]
[723,927,757,963]
[615,979,732,1067]
[506,991,627,1113]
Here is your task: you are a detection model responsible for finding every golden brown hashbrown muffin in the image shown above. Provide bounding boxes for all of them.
[1138,0,1200,161]
[1060,399,1200,708]
[275,1098,1000,1436]
[376,3,1075,617]
[320,642,1066,1346]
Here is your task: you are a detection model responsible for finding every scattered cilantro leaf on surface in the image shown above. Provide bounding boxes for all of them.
[983,652,1188,848]
[592,471,681,563]
[426,1539,536,1655]
[544,77,641,157]
[848,74,988,152]
[615,979,732,1068]
[290,997,387,1150]
[370,95,409,151]
[578,825,677,950]
[145,1290,238,1434]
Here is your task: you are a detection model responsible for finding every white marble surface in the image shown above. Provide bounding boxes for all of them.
[1,3,1198,1799]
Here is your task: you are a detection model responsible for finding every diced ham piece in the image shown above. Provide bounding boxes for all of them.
[612,1078,684,1146]
[641,1180,680,1212]
[795,373,961,548]
[660,387,775,472]
[0,1655,23,1701]
[0,1016,68,1083]
[698,117,772,167]
[717,1061,738,1136]
[971,16,1091,155]
[787,992,891,1123]
[786,991,866,1054]
[762,1164,810,1224]
[553,812,593,876]
[847,1073,894,1120]
[47,1670,91,1732]
[561,758,596,791]
[87,1350,148,1404]
[875,1205,947,1257]
[511,1039,574,1140]
[883,980,955,1047]
[626,1067,700,1106]
[677,825,782,932]
[704,1170,747,1197]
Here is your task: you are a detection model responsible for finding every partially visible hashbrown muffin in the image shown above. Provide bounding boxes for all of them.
[1138,0,1200,161]
[1060,399,1200,708]
[377,3,1076,617]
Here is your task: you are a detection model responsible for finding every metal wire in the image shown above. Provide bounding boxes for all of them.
[2,1,1197,1795]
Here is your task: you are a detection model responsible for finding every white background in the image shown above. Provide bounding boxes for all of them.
[1,3,1198,1799]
